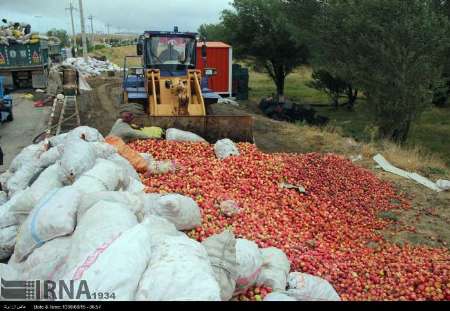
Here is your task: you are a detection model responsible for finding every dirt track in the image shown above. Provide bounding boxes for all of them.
[78,76,450,249]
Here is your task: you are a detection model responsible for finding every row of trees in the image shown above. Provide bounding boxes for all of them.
[199,0,450,142]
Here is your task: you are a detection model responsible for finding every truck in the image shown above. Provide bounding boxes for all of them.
[0,38,49,90]
[48,42,62,63]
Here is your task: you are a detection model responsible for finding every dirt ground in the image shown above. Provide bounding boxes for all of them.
[78,76,450,250]
[78,76,124,137]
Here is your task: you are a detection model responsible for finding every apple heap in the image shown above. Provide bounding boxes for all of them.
[129,140,450,301]
[236,286,272,301]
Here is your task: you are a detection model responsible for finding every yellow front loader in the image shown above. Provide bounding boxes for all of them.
[122,29,253,143]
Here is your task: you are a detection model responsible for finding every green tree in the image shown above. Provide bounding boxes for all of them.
[47,29,70,47]
[432,0,450,107]
[308,70,358,109]
[313,0,450,142]
[432,0,450,15]
[222,0,309,98]
[284,0,325,48]
[197,23,228,42]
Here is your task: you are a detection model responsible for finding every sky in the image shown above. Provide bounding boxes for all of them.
[0,0,232,35]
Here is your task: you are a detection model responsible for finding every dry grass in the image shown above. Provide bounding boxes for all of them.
[280,122,448,178]
[380,142,448,176]
[90,45,140,68]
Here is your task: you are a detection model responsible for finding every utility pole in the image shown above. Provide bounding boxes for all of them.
[78,0,88,61]
[88,15,94,45]
[106,23,110,44]
[65,1,77,56]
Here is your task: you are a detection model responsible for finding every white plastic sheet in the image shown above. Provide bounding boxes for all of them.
[373,154,443,192]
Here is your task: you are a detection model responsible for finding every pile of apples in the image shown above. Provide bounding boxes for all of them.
[129,140,450,301]
[235,286,272,301]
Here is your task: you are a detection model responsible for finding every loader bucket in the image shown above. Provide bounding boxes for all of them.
[133,115,254,143]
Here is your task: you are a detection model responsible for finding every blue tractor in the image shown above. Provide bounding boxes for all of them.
[0,76,13,123]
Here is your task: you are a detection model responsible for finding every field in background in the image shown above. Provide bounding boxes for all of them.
[248,67,329,104]
[89,45,139,68]
[247,66,450,167]
[96,46,449,168]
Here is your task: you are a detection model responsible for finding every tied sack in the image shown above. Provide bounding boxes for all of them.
[135,217,221,301]
[0,195,20,229]
[38,147,62,168]
[202,230,238,301]
[235,239,263,294]
[8,236,72,281]
[140,193,201,231]
[108,119,151,143]
[9,141,48,173]
[60,202,138,278]
[286,272,341,301]
[10,164,64,224]
[0,191,7,205]
[77,191,143,221]
[256,247,291,291]
[14,187,81,262]
[89,142,117,159]
[62,223,152,301]
[6,163,43,196]
[58,138,97,184]
[146,160,177,175]
[0,226,18,260]
[72,159,126,194]
[214,139,240,160]
[165,128,207,142]
[48,133,68,147]
[105,135,148,173]
[65,126,105,143]
[107,153,141,182]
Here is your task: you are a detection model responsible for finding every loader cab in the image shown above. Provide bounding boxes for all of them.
[140,30,198,76]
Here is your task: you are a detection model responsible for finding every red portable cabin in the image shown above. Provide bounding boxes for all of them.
[196,41,232,97]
